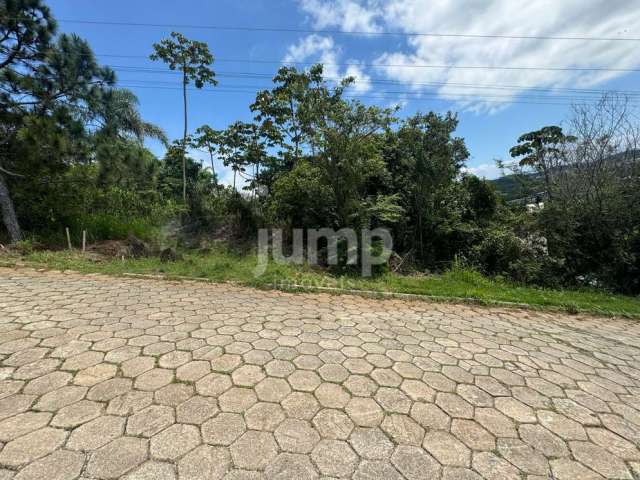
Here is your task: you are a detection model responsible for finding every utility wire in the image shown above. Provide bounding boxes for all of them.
[111,69,640,96]
[54,18,640,42]
[116,83,640,107]
[101,57,640,73]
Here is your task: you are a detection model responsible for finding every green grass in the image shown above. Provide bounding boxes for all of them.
[8,248,640,318]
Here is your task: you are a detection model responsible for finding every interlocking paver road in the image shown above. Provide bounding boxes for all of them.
[0,268,639,479]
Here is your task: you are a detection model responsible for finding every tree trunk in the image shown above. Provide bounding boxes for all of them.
[0,173,22,243]
[209,149,215,183]
[182,70,188,205]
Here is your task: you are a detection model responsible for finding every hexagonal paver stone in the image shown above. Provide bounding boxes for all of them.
[121,356,155,378]
[422,372,456,392]
[288,370,321,392]
[274,419,320,454]
[436,392,474,419]
[127,405,175,437]
[587,427,640,461]
[0,412,52,442]
[391,445,441,480]
[311,439,358,478]
[0,394,37,421]
[123,461,176,480]
[318,364,349,383]
[570,441,632,479]
[349,427,394,460]
[87,437,149,479]
[423,431,470,467]
[107,390,153,416]
[495,397,536,423]
[22,372,71,396]
[554,398,600,426]
[265,453,318,479]
[381,414,425,446]
[51,399,103,428]
[371,368,402,387]
[62,351,104,371]
[313,409,354,440]
[451,419,496,451]
[134,368,173,391]
[456,384,493,407]
[537,410,587,440]
[346,397,383,427]
[74,363,117,387]
[196,373,232,397]
[314,383,350,408]
[550,458,609,480]
[0,427,68,467]
[255,378,291,402]
[400,379,435,402]
[150,424,201,461]
[353,460,404,480]
[230,431,278,470]
[154,383,194,406]
[12,449,85,480]
[497,438,550,476]
[231,365,265,387]
[87,378,133,402]
[281,392,320,420]
[177,396,218,425]
[472,452,521,480]
[218,387,257,413]
[176,361,211,383]
[211,354,242,373]
[159,350,191,369]
[410,402,451,430]
[33,385,87,411]
[264,359,295,378]
[294,355,323,371]
[374,387,411,414]
[245,402,286,432]
[344,375,378,397]
[202,412,246,445]
[67,415,125,451]
[178,445,231,480]
[474,407,517,438]
[518,423,569,458]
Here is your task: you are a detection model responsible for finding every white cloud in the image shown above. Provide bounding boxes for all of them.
[283,34,372,93]
[461,162,503,179]
[296,0,640,112]
[298,0,382,33]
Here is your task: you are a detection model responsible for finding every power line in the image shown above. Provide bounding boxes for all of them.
[116,78,640,102]
[116,83,640,107]
[111,68,640,97]
[55,18,640,42]
[105,58,640,73]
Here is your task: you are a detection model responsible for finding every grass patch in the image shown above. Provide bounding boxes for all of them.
[13,248,640,318]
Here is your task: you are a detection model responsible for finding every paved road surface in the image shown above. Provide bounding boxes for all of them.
[1,268,639,479]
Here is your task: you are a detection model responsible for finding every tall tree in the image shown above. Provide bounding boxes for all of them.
[150,32,216,205]
[193,125,221,182]
[509,126,575,200]
[0,0,56,242]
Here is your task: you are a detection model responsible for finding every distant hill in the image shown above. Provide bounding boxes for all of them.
[489,149,639,202]
[489,172,545,202]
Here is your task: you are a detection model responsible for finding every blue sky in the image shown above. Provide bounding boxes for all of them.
[47,0,640,183]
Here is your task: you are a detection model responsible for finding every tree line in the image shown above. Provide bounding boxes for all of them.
[2,0,639,294]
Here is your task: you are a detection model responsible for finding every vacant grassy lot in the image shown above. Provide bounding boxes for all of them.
[5,248,637,318]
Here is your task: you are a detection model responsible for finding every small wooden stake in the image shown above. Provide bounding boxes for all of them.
[65,227,72,250]
[82,230,86,252]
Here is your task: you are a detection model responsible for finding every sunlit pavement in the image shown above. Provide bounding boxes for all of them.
[0,267,639,479]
